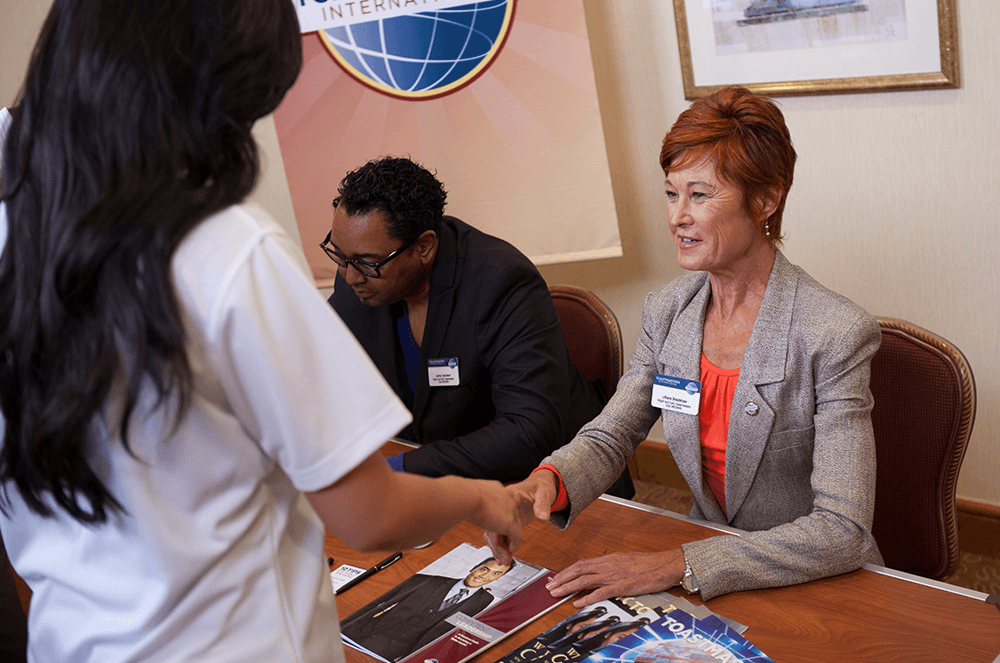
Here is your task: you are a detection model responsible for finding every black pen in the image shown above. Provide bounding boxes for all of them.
[335,552,403,596]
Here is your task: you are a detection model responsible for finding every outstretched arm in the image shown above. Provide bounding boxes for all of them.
[308,452,523,554]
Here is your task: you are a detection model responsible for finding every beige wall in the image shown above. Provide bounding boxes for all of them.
[4,2,997,507]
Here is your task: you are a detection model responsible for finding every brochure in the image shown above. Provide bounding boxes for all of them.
[331,564,366,593]
[340,543,567,663]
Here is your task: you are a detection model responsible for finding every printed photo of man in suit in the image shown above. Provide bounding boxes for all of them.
[340,557,516,662]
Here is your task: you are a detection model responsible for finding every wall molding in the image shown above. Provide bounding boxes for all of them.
[956,498,1000,558]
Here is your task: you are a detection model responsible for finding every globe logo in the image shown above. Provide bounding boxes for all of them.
[318,0,515,100]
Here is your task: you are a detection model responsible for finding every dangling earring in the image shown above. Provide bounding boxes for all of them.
[764,221,771,238]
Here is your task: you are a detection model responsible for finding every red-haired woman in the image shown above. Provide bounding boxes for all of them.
[492,86,882,603]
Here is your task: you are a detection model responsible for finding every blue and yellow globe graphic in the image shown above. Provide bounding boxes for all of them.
[318,1,515,100]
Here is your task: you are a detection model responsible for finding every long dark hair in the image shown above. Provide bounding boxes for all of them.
[0,0,302,523]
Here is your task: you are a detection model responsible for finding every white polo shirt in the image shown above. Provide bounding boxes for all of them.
[0,202,411,662]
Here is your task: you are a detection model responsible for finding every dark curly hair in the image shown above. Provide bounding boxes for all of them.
[333,157,447,241]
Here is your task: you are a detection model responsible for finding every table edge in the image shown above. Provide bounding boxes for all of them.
[598,496,992,602]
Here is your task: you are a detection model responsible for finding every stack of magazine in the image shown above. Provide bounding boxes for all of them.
[498,593,774,663]
[339,543,772,663]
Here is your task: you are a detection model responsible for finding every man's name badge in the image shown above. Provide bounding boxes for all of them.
[651,374,701,415]
[428,357,460,386]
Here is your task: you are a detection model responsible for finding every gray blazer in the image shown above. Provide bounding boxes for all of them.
[544,251,883,600]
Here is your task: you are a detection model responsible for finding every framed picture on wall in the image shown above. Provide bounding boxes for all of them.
[673,0,959,98]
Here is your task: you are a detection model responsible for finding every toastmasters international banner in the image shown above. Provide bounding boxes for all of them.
[280,0,622,286]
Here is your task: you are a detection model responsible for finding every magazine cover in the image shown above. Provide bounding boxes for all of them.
[578,607,774,663]
[498,592,706,663]
[340,543,565,663]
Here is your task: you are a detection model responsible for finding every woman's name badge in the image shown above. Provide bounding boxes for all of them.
[428,357,460,386]
[651,374,701,415]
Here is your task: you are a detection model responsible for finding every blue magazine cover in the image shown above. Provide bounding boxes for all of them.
[497,593,746,663]
[578,607,773,663]
[497,593,680,663]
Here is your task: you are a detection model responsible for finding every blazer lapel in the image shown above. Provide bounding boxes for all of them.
[724,250,797,519]
[411,219,459,425]
[656,278,726,521]
[335,273,403,394]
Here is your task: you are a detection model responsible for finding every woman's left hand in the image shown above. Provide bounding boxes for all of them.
[546,549,687,607]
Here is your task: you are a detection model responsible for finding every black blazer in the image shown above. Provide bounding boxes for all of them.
[340,574,494,662]
[332,216,631,496]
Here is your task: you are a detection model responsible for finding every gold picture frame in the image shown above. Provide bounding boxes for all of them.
[673,0,959,99]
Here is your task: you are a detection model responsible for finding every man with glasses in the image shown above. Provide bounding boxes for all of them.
[325,157,632,495]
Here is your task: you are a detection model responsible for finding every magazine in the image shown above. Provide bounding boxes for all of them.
[578,606,774,663]
[496,592,725,663]
[669,599,747,635]
[340,543,567,663]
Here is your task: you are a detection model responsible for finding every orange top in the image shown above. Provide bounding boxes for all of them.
[699,354,740,516]
[533,464,568,512]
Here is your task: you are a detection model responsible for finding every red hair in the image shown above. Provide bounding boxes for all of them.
[659,86,796,243]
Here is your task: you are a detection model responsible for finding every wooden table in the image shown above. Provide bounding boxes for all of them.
[328,452,1000,663]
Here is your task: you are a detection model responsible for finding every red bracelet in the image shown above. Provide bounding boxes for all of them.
[531,464,568,512]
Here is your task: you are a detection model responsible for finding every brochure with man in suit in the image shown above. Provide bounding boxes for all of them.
[340,543,563,663]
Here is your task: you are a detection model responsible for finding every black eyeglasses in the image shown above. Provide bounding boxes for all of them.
[319,231,418,278]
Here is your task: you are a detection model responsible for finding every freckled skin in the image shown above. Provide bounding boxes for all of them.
[664,155,764,283]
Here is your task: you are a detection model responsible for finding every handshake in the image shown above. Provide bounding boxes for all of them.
[478,467,562,566]
[474,467,687,609]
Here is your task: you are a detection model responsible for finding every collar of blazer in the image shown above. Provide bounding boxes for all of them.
[659,250,799,522]
[411,217,461,420]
